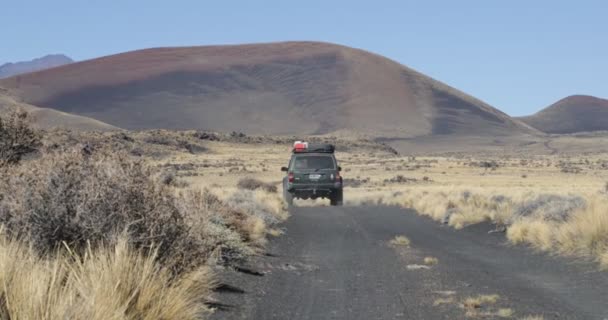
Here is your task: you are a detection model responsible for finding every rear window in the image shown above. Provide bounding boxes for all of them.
[291,155,335,170]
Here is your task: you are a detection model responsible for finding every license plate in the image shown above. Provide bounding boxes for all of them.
[309,174,321,180]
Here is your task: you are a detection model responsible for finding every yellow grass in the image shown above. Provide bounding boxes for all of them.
[268,228,284,237]
[433,297,454,306]
[463,294,500,308]
[496,308,514,317]
[0,235,213,320]
[390,235,411,247]
[507,219,555,250]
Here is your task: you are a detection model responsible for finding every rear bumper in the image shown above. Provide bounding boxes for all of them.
[288,183,342,198]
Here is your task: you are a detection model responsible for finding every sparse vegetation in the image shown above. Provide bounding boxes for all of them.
[433,297,455,306]
[463,294,500,309]
[0,116,288,318]
[0,109,41,167]
[462,294,501,317]
[341,153,608,269]
[237,177,278,193]
[519,316,544,320]
[390,235,410,247]
[423,256,439,265]
[496,308,514,317]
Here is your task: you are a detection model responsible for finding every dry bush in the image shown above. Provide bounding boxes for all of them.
[508,195,608,268]
[225,189,286,225]
[0,109,41,167]
[0,149,280,273]
[342,177,370,188]
[470,160,499,170]
[0,150,196,272]
[384,175,417,184]
[0,233,213,320]
[177,190,257,263]
[511,194,585,223]
[237,177,278,193]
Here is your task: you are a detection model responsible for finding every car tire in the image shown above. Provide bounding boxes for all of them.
[284,188,294,207]
[330,189,343,206]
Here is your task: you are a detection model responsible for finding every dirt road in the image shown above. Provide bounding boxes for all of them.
[212,206,608,319]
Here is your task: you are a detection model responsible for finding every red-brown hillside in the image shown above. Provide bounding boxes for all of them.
[0,42,535,137]
[518,95,608,134]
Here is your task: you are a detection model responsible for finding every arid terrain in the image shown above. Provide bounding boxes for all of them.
[1,109,608,318]
[1,40,608,319]
[148,133,608,319]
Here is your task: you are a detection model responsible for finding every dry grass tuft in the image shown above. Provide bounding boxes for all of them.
[507,219,555,250]
[463,294,500,310]
[423,256,439,265]
[406,264,430,270]
[496,308,514,317]
[433,297,455,306]
[0,234,213,320]
[390,235,411,247]
[268,228,284,237]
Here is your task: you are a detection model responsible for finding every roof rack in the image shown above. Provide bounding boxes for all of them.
[292,141,335,153]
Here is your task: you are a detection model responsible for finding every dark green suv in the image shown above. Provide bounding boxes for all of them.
[281,142,343,206]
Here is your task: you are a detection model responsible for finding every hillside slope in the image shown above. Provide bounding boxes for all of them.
[518,95,608,134]
[0,42,535,138]
[0,87,118,131]
[0,54,73,79]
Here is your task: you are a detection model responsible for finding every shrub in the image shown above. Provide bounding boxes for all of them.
[342,177,369,188]
[237,177,278,193]
[470,160,499,170]
[0,150,199,273]
[384,175,417,184]
[511,194,586,223]
[0,109,41,167]
[0,149,281,273]
[176,190,256,264]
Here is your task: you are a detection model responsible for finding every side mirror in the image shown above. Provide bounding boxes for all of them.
[338,166,342,171]
[281,166,288,172]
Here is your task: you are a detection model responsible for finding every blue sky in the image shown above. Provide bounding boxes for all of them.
[2,0,606,116]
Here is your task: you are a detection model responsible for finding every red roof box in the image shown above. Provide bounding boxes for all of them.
[292,141,334,153]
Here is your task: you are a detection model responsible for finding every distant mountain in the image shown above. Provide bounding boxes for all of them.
[0,54,73,78]
[0,42,536,138]
[518,95,608,134]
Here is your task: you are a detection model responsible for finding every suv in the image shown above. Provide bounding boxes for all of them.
[281,142,343,206]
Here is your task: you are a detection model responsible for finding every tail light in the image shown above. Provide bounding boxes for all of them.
[288,172,294,182]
